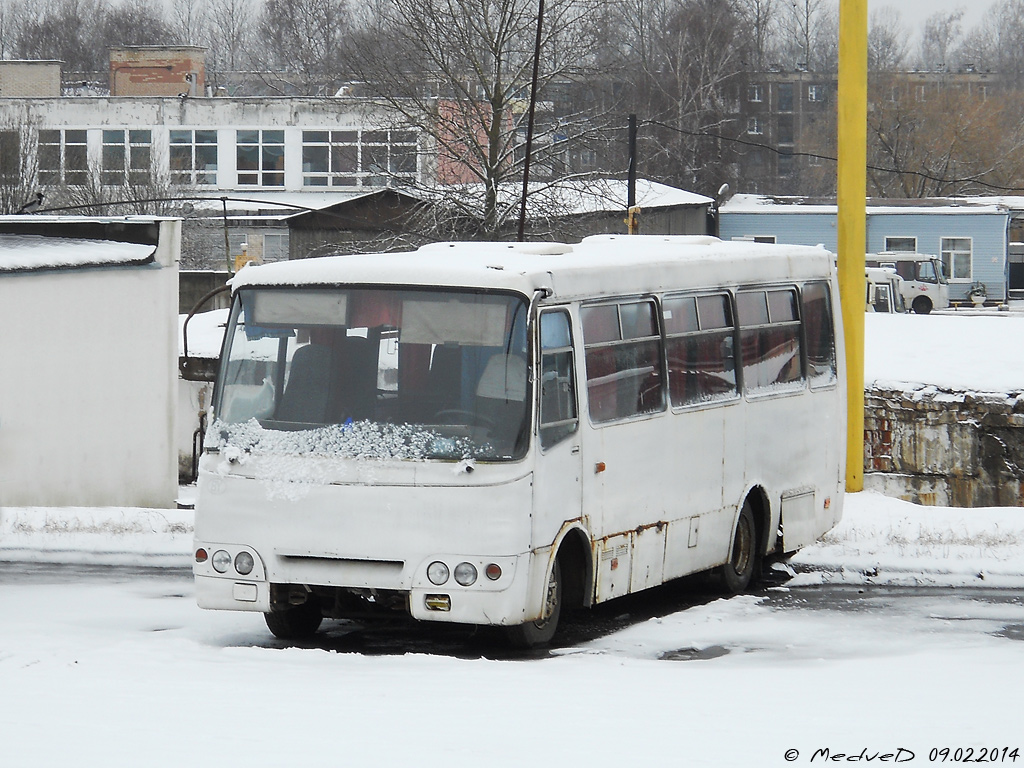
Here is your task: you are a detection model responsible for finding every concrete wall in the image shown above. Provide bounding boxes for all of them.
[864,385,1024,507]
[0,220,180,508]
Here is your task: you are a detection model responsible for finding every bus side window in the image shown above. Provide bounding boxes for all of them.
[581,299,665,423]
[663,293,738,407]
[801,281,837,389]
[737,288,804,394]
[539,310,578,449]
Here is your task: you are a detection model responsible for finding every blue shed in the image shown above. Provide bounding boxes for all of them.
[718,196,1011,303]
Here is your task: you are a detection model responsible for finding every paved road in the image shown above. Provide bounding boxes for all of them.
[2,561,1021,660]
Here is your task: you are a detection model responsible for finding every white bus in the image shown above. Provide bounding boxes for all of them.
[865,252,948,314]
[866,267,906,313]
[193,235,846,646]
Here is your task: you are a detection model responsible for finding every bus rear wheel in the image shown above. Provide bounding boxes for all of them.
[720,500,759,594]
[505,558,562,648]
[264,600,323,640]
[912,296,932,314]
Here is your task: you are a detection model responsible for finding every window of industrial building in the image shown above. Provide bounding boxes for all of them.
[0,131,19,184]
[884,236,917,252]
[941,237,973,281]
[101,129,151,186]
[38,129,88,186]
[807,84,825,102]
[746,117,763,135]
[302,129,419,187]
[237,130,284,186]
[170,129,218,185]
[777,82,794,112]
[748,84,764,102]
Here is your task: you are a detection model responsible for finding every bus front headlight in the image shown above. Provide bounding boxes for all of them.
[212,550,231,574]
[234,551,255,576]
[427,561,449,586]
[454,562,478,586]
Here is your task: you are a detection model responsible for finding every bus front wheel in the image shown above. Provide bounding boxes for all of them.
[912,296,932,314]
[264,601,323,640]
[720,501,759,593]
[505,558,562,648]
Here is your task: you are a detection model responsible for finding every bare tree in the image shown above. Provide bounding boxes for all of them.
[918,9,964,71]
[957,1,1024,79]
[252,0,352,95]
[13,0,106,72]
[169,0,210,46]
[204,0,258,73]
[737,0,778,70]
[344,0,610,237]
[868,7,909,72]
[778,0,837,71]
[0,111,41,215]
[866,75,1024,197]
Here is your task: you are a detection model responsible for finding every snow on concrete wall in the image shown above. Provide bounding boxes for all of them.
[0,219,180,508]
[864,384,1024,507]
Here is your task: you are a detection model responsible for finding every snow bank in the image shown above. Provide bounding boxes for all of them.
[792,492,1024,587]
[0,506,194,567]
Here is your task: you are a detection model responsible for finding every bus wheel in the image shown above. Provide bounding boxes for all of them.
[912,296,932,314]
[721,501,758,594]
[264,601,323,640]
[505,558,562,648]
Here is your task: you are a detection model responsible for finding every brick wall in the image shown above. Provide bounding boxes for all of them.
[864,385,1024,507]
[109,47,205,97]
[0,62,61,97]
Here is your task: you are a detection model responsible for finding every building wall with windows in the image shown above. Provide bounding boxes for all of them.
[720,197,1010,302]
[734,70,1004,196]
[2,97,426,194]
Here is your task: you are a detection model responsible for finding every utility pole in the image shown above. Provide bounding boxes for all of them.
[837,0,867,492]
[625,114,640,234]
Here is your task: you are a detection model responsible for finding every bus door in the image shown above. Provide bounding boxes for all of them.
[579,298,672,601]
[531,309,583,562]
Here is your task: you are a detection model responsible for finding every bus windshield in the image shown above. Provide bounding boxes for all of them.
[213,286,531,462]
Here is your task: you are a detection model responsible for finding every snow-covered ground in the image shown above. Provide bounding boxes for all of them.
[2,311,1024,766]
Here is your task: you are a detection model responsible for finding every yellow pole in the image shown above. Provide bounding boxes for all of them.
[838,0,867,492]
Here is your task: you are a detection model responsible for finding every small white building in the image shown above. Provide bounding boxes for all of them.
[0,217,180,508]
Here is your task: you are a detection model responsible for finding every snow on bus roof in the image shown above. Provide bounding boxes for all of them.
[228,235,834,299]
[0,233,157,272]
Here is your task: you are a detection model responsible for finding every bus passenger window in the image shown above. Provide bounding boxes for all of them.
[801,281,837,389]
[737,288,803,394]
[581,299,664,423]
[663,293,738,407]
[539,310,578,448]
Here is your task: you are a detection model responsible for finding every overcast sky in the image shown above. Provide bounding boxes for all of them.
[870,0,992,36]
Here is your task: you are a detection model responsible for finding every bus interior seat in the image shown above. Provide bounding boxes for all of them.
[275,343,333,424]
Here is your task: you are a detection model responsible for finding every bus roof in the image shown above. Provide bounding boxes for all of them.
[229,235,835,301]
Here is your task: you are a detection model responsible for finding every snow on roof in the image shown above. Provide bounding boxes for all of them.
[228,235,831,300]
[187,191,369,215]
[0,234,157,272]
[445,178,712,218]
[721,193,1007,216]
